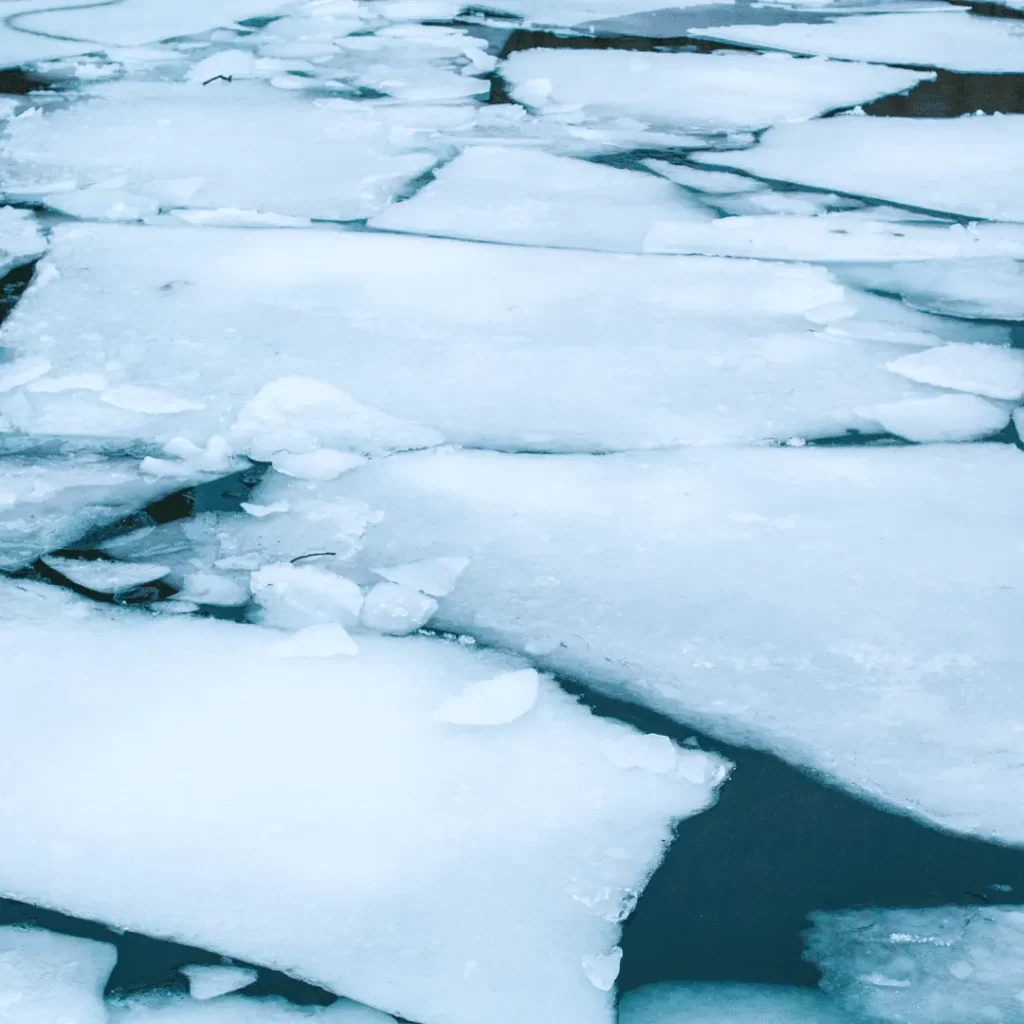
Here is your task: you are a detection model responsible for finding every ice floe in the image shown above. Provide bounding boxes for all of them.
[855,394,1010,442]
[0,584,728,1024]
[250,561,364,630]
[499,49,930,133]
[885,343,1024,401]
[689,10,1024,74]
[332,443,1024,843]
[40,554,172,594]
[369,146,714,251]
[697,116,1024,222]
[0,207,46,278]
[179,963,259,1000]
[0,223,966,452]
[806,905,1024,1024]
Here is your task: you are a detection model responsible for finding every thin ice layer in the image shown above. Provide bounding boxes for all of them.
[619,982,865,1023]
[696,117,1024,222]
[1,83,451,221]
[0,455,200,568]
[331,444,1024,844]
[806,906,1024,1024]
[369,146,713,251]
[499,49,930,133]
[0,925,116,1024]
[689,11,1024,74]
[0,582,728,1024]
[0,223,955,452]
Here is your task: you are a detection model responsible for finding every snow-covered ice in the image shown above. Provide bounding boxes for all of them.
[886,343,1024,401]
[689,10,1024,74]
[499,49,931,133]
[1,83,454,221]
[806,906,1024,1024]
[0,207,46,278]
[332,443,1024,843]
[619,982,866,1023]
[179,964,259,1001]
[369,146,714,252]
[0,925,116,1024]
[0,582,728,1024]
[697,117,1024,222]
[0,223,969,452]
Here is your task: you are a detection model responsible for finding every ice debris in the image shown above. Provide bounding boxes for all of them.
[179,963,259,1001]
[251,562,364,630]
[359,582,437,636]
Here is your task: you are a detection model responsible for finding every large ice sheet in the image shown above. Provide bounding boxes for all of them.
[696,117,1024,222]
[0,455,200,568]
[0,925,116,1024]
[0,83,452,221]
[806,906,1024,1024]
[370,146,712,251]
[0,582,727,1024]
[0,223,960,451]
[330,444,1024,844]
[689,11,1024,74]
[499,49,930,132]
[619,982,865,1023]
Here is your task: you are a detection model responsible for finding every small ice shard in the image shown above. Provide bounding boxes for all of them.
[0,925,116,1024]
[241,501,290,518]
[179,963,259,1000]
[857,394,1009,443]
[0,207,47,277]
[0,356,51,393]
[186,50,259,84]
[360,582,437,636]
[433,668,540,726]
[251,562,363,630]
[271,450,367,482]
[41,556,171,594]
[372,556,469,597]
[177,572,250,607]
[581,947,622,991]
[619,981,864,1023]
[101,386,205,415]
[270,622,360,658]
[604,733,677,775]
[886,343,1024,402]
[141,437,236,478]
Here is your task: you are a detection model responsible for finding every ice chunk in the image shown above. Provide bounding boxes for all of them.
[141,437,237,480]
[333,443,1024,843]
[271,450,366,482]
[369,146,713,252]
[360,582,437,635]
[690,10,1024,74]
[43,186,159,223]
[1,83,448,221]
[886,343,1024,401]
[642,160,766,195]
[110,990,396,1022]
[270,622,359,657]
[697,117,1024,222]
[604,733,678,775]
[0,207,46,277]
[644,214,1024,262]
[619,981,864,1023]
[581,947,622,991]
[500,50,930,133]
[0,588,728,1024]
[179,964,259,1000]
[372,556,469,597]
[177,571,250,607]
[856,394,1009,443]
[0,223,954,452]
[806,906,1024,1024]
[250,562,363,630]
[0,925,115,1024]
[433,669,540,725]
[41,555,171,593]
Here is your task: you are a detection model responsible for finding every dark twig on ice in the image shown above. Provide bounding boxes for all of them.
[290,552,338,564]
[202,74,233,86]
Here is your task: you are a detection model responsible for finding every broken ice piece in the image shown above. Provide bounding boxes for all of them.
[177,571,250,607]
[251,562,363,630]
[44,187,159,223]
[271,450,367,482]
[886,343,1024,402]
[360,582,437,636]
[0,207,47,277]
[641,160,764,195]
[433,669,540,726]
[604,733,677,775]
[41,556,171,594]
[857,394,1009,443]
[179,963,259,1000]
[372,556,469,597]
[241,501,290,518]
[270,622,359,658]
[0,925,116,1024]
[141,436,236,479]
[581,947,622,992]
[171,209,313,229]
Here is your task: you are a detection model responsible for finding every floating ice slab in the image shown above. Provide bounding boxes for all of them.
[0,207,45,278]
[0,456,198,568]
[0,925,115,1024]
[179,964,259,1001]
[689,10,1024,74]
[40,555,171,593]
[806,906,1024,1024]
[499,50,930,133]
[0,587,728,1024]
[110,991,396,1023]
[886,343,1024,401]
[856,394,1009,443]
[619,982,865,1023]
[0,223,953,452]
[644,214,1024,262]
[1,83,452,221]
[369,146,713,251]
[332,443,1024,843]
[697,117,1024,222]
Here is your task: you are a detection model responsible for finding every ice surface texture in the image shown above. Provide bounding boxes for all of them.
[332,444,1024,844]
[0,582,727,1024]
